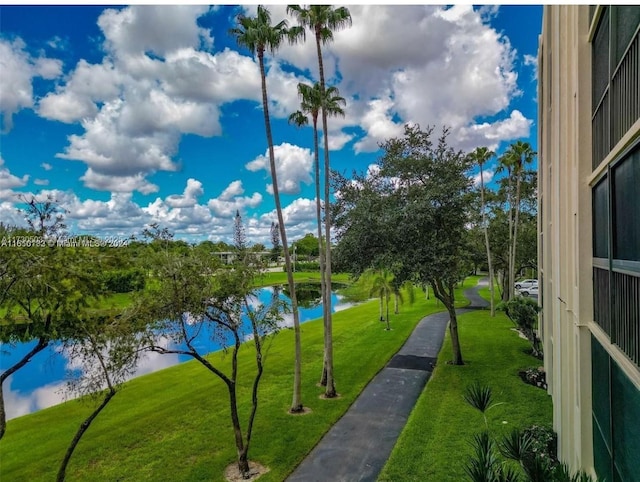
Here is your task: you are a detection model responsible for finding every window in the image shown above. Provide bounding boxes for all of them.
[591,6,640,169]
[592,142,640,366]
[592,7,610,111]
[611,6,640,68]
[612,147,640,262]
[593,177,609,259]
[591,336,640,482]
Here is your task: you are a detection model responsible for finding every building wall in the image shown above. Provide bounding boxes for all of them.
[538,5,640,479]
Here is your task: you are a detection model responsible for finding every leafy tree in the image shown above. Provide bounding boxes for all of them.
[231,6,305,412]
[334,125,473,365]
[469,146,497,315]
[17,192,67,237]
[251,243,266,252]
[291,233,320,259]
[287,4,352,398]
[134,248,283,478]
[0,200,99,439]
[56,316,140,482]
[381,126,473,364]
[0,241,104,440]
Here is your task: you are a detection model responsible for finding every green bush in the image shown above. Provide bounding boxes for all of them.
[101,268,146,293]
[284,261,320,271]
[499,297,542,358]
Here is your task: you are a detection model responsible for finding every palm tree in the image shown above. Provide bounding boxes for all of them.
[470,147,497,315]
[508,141,536,299]
[287,4,352,399]
[369,269,393,331]
[498,141,536,300]
[497,151,516,300]
[288,81,345,386]
[391,279,416,315]
[230,6,305,416]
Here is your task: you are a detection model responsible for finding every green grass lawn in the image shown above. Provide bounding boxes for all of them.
[378,282,552,482]
[0,278,472,481]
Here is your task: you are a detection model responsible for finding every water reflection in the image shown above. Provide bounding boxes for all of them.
[0,284,351,419]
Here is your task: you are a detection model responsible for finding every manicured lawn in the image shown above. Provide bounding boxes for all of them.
[378,284,552,482]
[0,278,472,481]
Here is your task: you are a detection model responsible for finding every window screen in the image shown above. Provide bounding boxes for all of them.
[612,6,640,68]
[611,361,640,482]
[592,336,612,450]
[593,177,610,259]
[593,8,611,109]
[612,147,640,261]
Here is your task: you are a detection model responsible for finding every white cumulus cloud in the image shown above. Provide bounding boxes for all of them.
[0,38,62,131]
[246,142,313,195]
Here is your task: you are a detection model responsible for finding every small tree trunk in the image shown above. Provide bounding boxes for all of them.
[447,308,464,365]
[386,296,391,330]
[242,304,265,476]
[394,293,399,314]
[237,449,251,479]
[228,382,250,476]
[432,280,464,365]
[0,336,49,440]
[57,389,115,482]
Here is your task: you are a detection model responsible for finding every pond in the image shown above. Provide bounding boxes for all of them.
[0,284,353,420]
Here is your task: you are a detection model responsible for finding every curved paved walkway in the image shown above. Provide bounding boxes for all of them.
[286,279,489,482]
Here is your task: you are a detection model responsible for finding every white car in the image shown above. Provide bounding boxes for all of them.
[519,285,539,297]
[515,279,538,290]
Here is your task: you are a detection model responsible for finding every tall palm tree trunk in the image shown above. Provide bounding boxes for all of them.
[258,50,303,412]
[511,173,523,300]
[479,167,496,316]
[312,117,329,386]
[506,169,515,300]
[316,29,336,398]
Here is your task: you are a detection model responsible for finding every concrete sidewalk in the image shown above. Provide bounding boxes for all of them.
[286,280,489,482]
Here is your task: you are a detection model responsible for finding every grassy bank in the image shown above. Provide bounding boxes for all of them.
[1,278,473,481]
[378,283,552,481]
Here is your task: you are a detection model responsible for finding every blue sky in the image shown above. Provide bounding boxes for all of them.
[0,4,542,244]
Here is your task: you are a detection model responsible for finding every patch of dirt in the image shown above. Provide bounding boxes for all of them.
[287,406,312,415]
[319,393,342,400]
[224,461,269,481]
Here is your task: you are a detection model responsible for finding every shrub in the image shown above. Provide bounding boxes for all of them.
[523,425,557,467]
[499,297,543,358]
[519,367,547,390]
[283,261,320,271]
[102,268,146,293]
